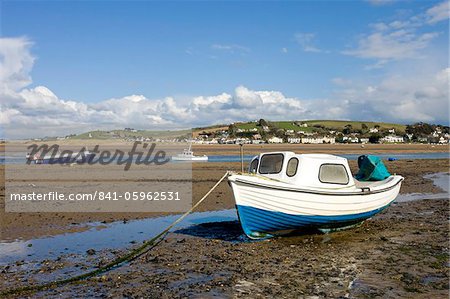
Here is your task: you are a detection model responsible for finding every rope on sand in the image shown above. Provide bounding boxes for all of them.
[1,171,230,296]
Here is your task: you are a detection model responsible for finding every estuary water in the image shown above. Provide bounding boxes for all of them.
[1,151,449,164]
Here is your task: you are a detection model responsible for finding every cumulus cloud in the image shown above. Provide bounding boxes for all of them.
[344,1,447,66]
[329,68,449,123]
[0,37,35,93]
[1,84,310,138]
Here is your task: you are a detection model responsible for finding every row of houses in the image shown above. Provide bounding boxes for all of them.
[193,133,450,145]
[268,136,336,144]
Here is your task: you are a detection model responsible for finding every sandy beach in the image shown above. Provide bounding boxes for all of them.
[0,144,449,298]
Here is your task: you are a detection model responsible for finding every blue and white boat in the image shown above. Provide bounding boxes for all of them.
[26,150,95,164]
[228,152,403,239]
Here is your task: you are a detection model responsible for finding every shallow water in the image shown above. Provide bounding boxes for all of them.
[396,172,449,203]
[0,210,238,264]
[2,152,449,164]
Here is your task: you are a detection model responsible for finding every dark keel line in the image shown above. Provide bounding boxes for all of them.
[0,172,230,296]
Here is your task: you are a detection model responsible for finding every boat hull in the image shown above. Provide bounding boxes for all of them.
[32,153,96,164]
[171,156,208,161]
[229,175,402,239]
[235,204,389,239]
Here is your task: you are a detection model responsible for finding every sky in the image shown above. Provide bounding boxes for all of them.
[0,0,449,138]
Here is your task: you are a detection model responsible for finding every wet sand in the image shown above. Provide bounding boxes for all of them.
[19,198,447,299]
[0,144,449,298]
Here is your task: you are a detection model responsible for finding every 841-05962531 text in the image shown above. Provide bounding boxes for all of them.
[9,191,181,201]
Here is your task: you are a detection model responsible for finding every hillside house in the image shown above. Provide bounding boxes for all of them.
[288,137,301,144]
[359,138,369,144]
[268,136,283,143]
[417,136,428,142]
[342,136,359,143]
[381,135,404,143]
[301,136,335,144]
[252,134,262,140]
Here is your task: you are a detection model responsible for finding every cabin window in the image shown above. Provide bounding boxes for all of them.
[319,164,349,185]
[249,158,258,173]
[286,158,299,177]
[259,154,284,174]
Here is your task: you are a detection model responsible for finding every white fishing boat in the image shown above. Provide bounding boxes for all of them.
[171,142,208,161]
[228,152,403,239]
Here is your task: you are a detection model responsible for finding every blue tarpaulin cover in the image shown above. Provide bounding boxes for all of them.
[355,155,391,181]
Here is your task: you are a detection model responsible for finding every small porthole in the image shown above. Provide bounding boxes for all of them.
[286,158,299,177]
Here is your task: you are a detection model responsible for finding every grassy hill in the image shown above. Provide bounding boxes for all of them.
[69,120,406,140]
[234,120,406,134]
[301,120,405,132]
[71,129,191,140]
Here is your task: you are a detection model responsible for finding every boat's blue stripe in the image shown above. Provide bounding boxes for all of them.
[236,204,390,238]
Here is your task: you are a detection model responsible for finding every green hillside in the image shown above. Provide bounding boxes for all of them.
[302,120,406,133]
[71,129,191,140]
[234,120,406,134]
[70,120,407,140]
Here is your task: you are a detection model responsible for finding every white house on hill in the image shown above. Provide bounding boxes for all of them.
[381,135,404,143]
[268,136,283,143]
[288,137,301,144]
[301,136,335,144]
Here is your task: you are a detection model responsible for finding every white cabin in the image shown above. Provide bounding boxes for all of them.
[248,151,355,189]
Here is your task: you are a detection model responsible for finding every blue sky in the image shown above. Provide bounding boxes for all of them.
[0,0,448,137]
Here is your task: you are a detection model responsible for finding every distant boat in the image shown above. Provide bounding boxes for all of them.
[26,150,95,164]
[228,152,403,239]
[171,142,208,161]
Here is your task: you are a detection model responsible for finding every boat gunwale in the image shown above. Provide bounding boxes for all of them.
[229,175,403,196]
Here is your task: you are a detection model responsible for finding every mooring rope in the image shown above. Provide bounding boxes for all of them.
[1,171,230,296]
